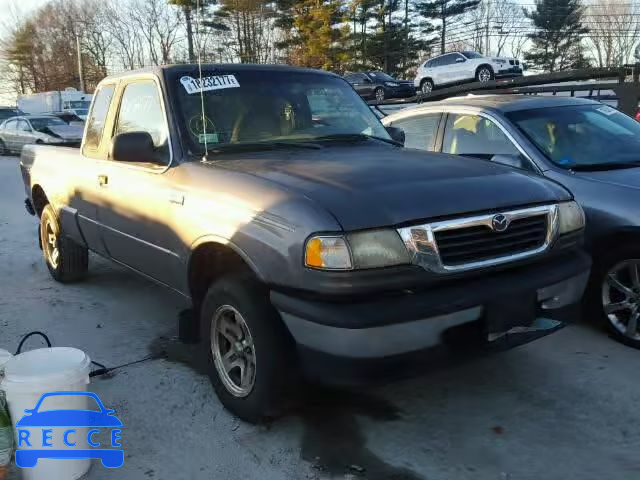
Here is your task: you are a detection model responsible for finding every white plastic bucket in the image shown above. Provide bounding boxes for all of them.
[0,347,92,480]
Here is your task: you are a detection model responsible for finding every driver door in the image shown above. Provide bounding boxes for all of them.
[96,77,184,289]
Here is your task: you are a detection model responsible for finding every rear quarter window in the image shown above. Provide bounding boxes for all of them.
[84,84,116,153]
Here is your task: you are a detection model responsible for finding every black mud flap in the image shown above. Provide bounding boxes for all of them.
[486,317,565,350]
[484,293,564,349]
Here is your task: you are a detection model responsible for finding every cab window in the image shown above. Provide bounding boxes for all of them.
[114,80,170,165]
[443,113,521,160]
[84,84,116,153]
[392,113,441,150]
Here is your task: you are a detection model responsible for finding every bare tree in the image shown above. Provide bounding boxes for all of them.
[491,0,526,56]
[586,0,640,67]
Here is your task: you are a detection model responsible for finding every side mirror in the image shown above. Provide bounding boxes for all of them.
[110,131,155,163]
[386,126,405,146]
[491,153,526,169]
[455,57,465,63]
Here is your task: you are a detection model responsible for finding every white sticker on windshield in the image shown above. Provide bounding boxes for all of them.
[180,75,240,94]
[597,105,617,115]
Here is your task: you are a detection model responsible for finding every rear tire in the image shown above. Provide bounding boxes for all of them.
[586,245,640,349]
[39,204,88,283]
[0,139,7,155]
[200,274,295,423]
[421,79,434,94]
[374,87,385,102]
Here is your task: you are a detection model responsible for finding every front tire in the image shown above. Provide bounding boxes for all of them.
[421,79,434,94]
[0,139,7,155]
[476,66,494,83]
[588,245,640,349]
[200,274,295,423]
[39,204,88,283]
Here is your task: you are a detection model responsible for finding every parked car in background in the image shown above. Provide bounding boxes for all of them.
[0,115,83,155]
[0,107,24,123]
[344,71,416,102]
[414,51,523,95]
[20,64,589,422]
[49,111,85,126]
[382,95,640,348]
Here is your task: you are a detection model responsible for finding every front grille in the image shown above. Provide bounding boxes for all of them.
[434,215,548,266]
[509,59,514,65]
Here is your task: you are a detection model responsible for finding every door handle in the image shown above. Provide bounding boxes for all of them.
[168,191,184,205]
[98,175,108,187]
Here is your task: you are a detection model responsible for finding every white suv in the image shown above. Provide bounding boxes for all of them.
[414,51,523,94]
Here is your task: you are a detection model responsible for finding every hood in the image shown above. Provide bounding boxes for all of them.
[210,143,570,230]
[42,124,83,140]
[574,167,640,190]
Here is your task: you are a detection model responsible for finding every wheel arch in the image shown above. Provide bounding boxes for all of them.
[31,184,49,217]
[589,227,640,264]
[187,236,265,308]
[475,64,494,76]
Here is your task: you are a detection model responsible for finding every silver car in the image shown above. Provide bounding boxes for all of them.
[0,115,83,155]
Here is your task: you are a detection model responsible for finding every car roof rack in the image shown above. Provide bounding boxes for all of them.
[368,66,640,117]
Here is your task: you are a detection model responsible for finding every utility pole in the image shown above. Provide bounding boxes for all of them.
[484,0,490,56]
[75,31,85,92]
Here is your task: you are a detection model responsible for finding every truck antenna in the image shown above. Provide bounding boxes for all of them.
[195,0,208,160]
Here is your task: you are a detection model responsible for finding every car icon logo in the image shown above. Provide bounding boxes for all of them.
[14,391,124,469]
[491,214,509,232]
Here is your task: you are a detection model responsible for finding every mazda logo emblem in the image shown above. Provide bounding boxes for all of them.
[491,214,509,232]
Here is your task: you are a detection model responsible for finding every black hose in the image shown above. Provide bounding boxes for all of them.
[15,331,52,355]
[13,331,152,378]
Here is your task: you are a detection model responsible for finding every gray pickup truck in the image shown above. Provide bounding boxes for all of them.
[20,64,590,422]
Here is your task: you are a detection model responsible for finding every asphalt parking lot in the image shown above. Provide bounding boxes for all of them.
[1,154,639,480]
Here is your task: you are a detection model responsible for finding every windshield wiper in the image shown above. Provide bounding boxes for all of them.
[314,133,402,146]
[206,140,322,155]
[569,161,640,171]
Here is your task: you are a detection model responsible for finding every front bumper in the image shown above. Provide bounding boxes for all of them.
[387,86,417,98]
[272,251,590,384]
[496,66,523,78]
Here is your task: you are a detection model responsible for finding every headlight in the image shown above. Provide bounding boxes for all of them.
[385,81,399,87]
[557,201,585,234]
[304,230,409,270]
[347,229,410,268]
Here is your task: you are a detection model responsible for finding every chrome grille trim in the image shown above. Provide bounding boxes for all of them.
[397,204,559,274]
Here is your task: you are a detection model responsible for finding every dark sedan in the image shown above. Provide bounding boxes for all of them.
[344,71,416,102]
[382,96,640,348]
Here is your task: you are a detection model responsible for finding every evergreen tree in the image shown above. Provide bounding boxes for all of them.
[276,0,350,71]
[525,0,589,72]
[168,0,216,63]
[415,0,480,54]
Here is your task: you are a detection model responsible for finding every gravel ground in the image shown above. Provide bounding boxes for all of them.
[1,154,639,480]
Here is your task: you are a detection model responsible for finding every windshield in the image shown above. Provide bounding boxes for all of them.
[506,104,640,169]
[368,71,395,82]
[171,69,390,156]
[74,109,89,116]
[462,51,483,59]
[30,117,68,131]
